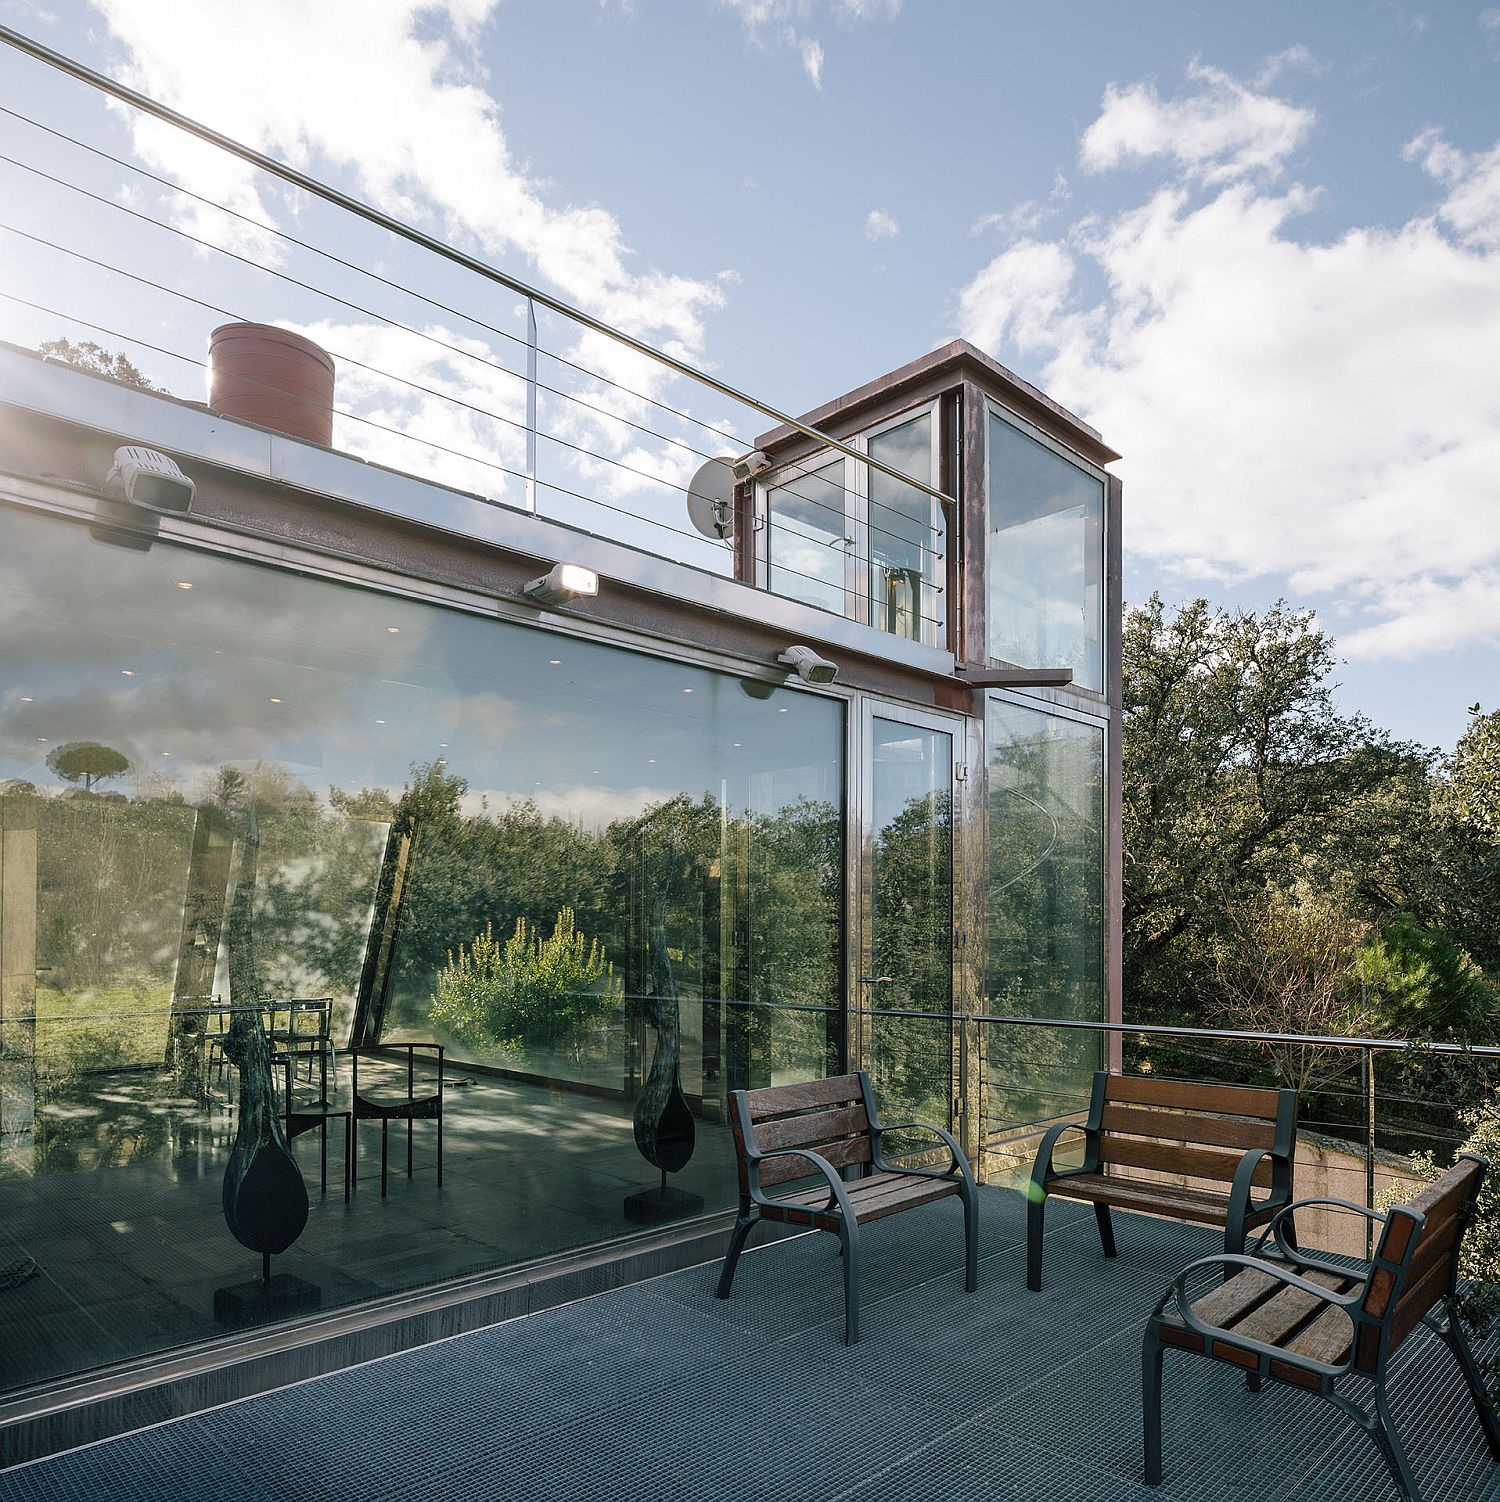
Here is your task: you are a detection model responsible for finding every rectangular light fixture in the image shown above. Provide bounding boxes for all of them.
[523,562,599,608]
[105,445,196,513]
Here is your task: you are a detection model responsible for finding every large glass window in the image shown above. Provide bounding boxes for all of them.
[867,413,939,646]
[986,696,1104,1128]
[0,503,843,1392]
[868,719,952,1133]
[765,458,848,615]
[987,410,1104,693]
[761,405,943,647]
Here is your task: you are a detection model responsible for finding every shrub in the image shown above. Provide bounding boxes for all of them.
[1405,1096,1500,1344]
[429,908,621,1060]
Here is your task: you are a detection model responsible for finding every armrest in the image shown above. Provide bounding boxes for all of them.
[1152,1252,1361,1379]
[1228,1146,1274,1214]
[748,1147,859,1224]
[1251,1196,1387,1269]
[870,1119,974,1188]
[1027,1120,1091,1198]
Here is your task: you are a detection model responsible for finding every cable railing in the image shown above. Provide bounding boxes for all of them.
[0,29,954,648]
[6,994,1492,1255]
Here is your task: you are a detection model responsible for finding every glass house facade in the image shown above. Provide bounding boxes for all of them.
[0,335,1120,1451]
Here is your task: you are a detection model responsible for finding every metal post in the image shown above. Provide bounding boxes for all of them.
[525,298,537,514]
[1365,1047,1377,1258]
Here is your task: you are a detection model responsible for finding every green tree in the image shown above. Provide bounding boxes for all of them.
[1447,704,1500,841]
[45,741,130,793]
[1123,595,1419,1023]
[1356,913,1496,1042]
[1209,888,1368,1095]
[430,908,621,1059]
[39,338,161,391]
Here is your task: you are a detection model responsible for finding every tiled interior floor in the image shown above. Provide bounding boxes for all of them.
[0,1059,736,1391]
[3,1187,1497,1501]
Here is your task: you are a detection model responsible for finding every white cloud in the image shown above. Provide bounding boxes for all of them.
[1403,128,1500,249]
[715,0,901,86]
[1253,44,1322,88]
[87,0,747,567]
[863,208,899,241]
[1080,61,1316,184]
[957,62,1500,661]
[287,316,530,506]
[971,170,1070,240]
[800,38,824,87]
[92,2,723,355]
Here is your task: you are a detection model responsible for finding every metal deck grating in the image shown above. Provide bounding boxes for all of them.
[3,1186,1497,1502]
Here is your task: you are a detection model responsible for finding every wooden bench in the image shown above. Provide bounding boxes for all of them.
[1144,1154,1500,1499]
[1027,1070,1298,1292]
[716,1071,977,1344]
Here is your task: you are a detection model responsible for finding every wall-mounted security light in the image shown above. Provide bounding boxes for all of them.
[104,446,196,513]
[523,561,599,608]
[731,449,772,482]
[777,644,839,685]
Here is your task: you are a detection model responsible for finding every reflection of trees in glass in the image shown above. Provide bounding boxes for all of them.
[376,759,842,1097]
[744,796,843,1084]
[987,708,1105,1125]
[381,763,618,1042]
[45,741,130,793]
[871,789,951,1128]
[246,770,388,1037]
[430,910,621,1061]
[36,792,197,1069]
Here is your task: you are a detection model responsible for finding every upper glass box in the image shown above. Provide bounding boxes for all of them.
[986,409,1105,694]
[757,403,945,650]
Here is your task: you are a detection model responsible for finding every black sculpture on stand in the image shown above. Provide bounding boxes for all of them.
[212,798,319,1325]
[625,882,703,1224]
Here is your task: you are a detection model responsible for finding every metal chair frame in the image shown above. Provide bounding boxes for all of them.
[1143,1155,1500,1501]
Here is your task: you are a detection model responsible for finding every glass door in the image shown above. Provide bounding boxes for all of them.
[859,705,956,1136]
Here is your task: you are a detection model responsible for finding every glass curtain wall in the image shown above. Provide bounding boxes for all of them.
[868,719,952,1134]
[765,459,848,616]
[866,412,937,646]
[0,503,843,1392]
[987,411,1104,693]
[986,696,1105,1130]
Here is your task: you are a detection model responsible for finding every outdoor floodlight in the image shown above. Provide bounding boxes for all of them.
[523,561,599,608]
[731,449,772,482]
[104,445,196,513]
[777,644,839,685]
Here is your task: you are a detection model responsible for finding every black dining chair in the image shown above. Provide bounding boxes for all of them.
[350,1043,444,1196]
[279,1053,351,1202]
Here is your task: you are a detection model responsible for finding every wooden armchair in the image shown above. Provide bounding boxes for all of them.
[1144,1154,1500,1500]
[716,1071,977,1344]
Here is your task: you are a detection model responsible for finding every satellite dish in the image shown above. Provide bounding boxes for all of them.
[686,458,737,541]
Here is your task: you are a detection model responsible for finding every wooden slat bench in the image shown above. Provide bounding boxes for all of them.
[1144,1154,1500,1499]
[1026,1070,1298,1292]
[716,1071,978,1343]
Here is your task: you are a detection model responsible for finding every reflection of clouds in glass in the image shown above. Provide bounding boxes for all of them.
[988,413,1102,690]
[0,507,846,818]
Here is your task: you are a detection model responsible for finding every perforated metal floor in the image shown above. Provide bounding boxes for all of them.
[3,1188,1497,1501]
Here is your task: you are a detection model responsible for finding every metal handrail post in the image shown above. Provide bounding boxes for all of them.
[1365,1047,1378,1257]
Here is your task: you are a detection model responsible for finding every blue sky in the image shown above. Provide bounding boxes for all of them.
[0,0,1497,754]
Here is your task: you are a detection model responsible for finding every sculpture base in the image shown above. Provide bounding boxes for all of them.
[623,1184,704,1225]
[213,1272,321,1328]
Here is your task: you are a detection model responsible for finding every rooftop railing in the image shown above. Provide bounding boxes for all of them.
[0,26,951,648]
